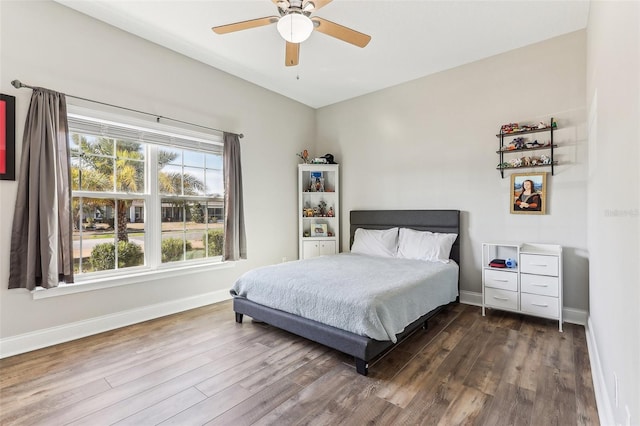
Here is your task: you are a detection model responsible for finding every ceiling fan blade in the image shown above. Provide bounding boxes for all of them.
[311,17,371,48]
[303,0,333,12]
[212,16,278,34]
[285,42,300,67]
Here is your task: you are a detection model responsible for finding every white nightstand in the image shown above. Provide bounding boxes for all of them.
[482,242,563,331]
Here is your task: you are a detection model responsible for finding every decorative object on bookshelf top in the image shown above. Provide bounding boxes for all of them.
[297,151,338,165]
[296,149,310,163]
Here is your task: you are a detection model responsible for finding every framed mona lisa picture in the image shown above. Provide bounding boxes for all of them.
[510,172,547,215]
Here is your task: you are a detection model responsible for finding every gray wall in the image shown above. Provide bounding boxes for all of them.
[586,1,640,424]
[316,31,589,312]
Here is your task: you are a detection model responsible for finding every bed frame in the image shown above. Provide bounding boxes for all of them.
[233,209,460,376]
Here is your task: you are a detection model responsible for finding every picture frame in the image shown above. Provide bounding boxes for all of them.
[310,222,328,237]
[510,172,547,215]
[0,94,16,181]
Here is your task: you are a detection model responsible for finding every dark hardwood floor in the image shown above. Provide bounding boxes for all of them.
[0,301,599,425]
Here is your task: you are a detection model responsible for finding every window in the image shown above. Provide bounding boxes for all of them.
[68,108,224,279]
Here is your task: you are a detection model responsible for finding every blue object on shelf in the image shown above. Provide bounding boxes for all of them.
[505,258,517,268]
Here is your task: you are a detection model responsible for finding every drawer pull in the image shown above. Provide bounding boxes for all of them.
[531,302,549,307]
[495,279,509,282]
[493,296,509,301]
[533,284,549,287]
[531,263,548,267]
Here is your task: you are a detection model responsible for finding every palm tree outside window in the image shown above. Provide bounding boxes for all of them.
[68,111,224,277]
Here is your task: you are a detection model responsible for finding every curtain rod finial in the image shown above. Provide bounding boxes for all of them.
[11,80,23,89]
[239,133,244,139]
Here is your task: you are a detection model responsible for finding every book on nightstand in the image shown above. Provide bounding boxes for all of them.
[489,259,506,268]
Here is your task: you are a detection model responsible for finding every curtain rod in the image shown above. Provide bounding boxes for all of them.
[10,79,243,139]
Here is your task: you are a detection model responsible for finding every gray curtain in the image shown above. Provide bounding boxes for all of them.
[222,132,246,261]
[8,89,73,290]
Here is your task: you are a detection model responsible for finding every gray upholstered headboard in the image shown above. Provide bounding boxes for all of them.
[349,210,461,264]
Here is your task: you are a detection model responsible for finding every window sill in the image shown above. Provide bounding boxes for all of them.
[31,261,235,300]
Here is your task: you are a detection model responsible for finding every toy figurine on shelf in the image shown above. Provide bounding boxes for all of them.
[510,158,522,168]
[513,137,526,149]
[501,123,519,133]
[327,207,334,217]
[503,137,526,151]
[318,201,327,216]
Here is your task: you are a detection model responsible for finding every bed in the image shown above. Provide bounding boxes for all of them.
[231,209,460,375]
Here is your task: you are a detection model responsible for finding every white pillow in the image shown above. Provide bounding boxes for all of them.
[397,228,457,263]
[351,227,399,258]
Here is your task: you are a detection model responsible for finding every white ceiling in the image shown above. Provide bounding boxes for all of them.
[54,0,590,109]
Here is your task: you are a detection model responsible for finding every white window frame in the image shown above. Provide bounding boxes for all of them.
[32,106,231,299]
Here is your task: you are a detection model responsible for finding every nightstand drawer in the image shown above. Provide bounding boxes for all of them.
[484,287,518,311]
[484,269,518,291]
[520,254,558,276]
[521,273,559,297]
[521,293,559,319]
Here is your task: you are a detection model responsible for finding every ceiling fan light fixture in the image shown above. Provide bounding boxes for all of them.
[277,12,313,43]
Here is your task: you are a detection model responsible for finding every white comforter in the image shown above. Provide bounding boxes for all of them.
[230,253,459,342]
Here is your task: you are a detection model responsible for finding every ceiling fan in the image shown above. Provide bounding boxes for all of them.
[211,0,371,67]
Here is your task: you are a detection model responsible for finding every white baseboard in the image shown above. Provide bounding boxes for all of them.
[563,306,588,326]
[459,290,482,306]
[459,291,588,325]
[0,289,232,359]
[586,316,615,426]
